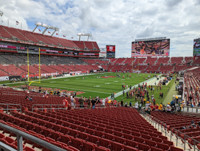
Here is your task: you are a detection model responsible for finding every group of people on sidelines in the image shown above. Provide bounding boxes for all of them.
[135,95,186,114]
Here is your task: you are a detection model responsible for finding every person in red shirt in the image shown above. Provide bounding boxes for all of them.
[63,97,69,109]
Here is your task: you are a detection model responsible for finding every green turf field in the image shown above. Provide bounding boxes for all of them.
[5,72,156,98]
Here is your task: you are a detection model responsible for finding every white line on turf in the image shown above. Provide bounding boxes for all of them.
[94,85,100,87]
[40,84,110,94]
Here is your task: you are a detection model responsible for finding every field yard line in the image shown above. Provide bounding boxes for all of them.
[40,84,111,94]
[104,74,162,100]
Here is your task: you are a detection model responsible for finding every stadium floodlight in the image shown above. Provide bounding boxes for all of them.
[42,23,49,28]
[33,22,59,36]
[77,33,92,41]
[36,22,42,26]
[51,27,60,36]
[0,11,3,17]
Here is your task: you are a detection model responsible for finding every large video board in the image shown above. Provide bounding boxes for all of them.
[132,38,170,57]
[194,38,200,56]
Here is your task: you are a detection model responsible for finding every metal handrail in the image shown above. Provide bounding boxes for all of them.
[32,104,65,111]
[0,122,66,151]
[182,106,200,113]
[0,103,21,112]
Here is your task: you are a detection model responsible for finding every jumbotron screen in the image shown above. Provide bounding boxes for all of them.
[131,38,170,57]
[194,38,200,56]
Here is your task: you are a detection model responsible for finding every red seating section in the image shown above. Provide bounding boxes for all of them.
[184,67,200,106]
[0,25,79,49]
[146,57,157,65]
[151,111,200,146]
[156,57,169,65]
[171,57,183,65]
[0,108,183,151]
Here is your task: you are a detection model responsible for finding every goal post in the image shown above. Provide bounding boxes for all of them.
[27,47,41,86]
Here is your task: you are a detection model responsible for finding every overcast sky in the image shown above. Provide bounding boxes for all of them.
[0,0,200,57]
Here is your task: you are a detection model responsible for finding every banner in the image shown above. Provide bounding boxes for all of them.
[0,76,9,81]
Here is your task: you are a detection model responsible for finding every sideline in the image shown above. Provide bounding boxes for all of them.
[3,72,108,86]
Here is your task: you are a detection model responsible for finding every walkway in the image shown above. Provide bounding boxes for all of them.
[163,81,178,105]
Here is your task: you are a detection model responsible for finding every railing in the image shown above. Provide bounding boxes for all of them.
[32,103,110,112]
[32,104,65,112]
[0,122,66,151]
[143,112,200,151]
[0,103,21,112]
[182,106,200,113]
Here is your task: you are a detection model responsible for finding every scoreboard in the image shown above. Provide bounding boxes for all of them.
[106,45,115,58]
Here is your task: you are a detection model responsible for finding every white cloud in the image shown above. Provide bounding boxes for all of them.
[0,0,200,57]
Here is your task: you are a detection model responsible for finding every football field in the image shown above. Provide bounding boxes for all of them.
[7,72,155,98]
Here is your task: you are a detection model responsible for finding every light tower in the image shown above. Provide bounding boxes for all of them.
[77,33,92,41]
[32,22,59,36]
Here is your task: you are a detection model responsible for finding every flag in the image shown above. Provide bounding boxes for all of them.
[63,35,66,37]
[48,31,51,34]
[38,29,41,32]
[56,33,59,35]
[16,21,19,25]
[71,37,73,39]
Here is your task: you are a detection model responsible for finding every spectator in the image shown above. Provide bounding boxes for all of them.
[121,100,124,107]
[78,96,84,108]
[102,99,105,107]
[87,96,91,108]
[158,103,163,111]
[125,102,128,107]
[129,101,132,107]
[71,96,76,109]
[135,102,138,109]
[91,98,96,109]
[190,121,196,128]
[63,97,68,109]
[166,103,171,112]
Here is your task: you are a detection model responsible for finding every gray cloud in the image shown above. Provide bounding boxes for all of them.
[165,0,183,8]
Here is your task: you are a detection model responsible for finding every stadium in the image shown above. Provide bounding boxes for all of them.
[0,1,200,151]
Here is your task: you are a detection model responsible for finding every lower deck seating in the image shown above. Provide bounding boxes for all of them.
[151,111,200,147]
[0,108,183,151]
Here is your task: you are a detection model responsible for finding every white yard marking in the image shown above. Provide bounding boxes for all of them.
[105,83,110,85]
[94,85,100,87]
[40,84,110,94]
